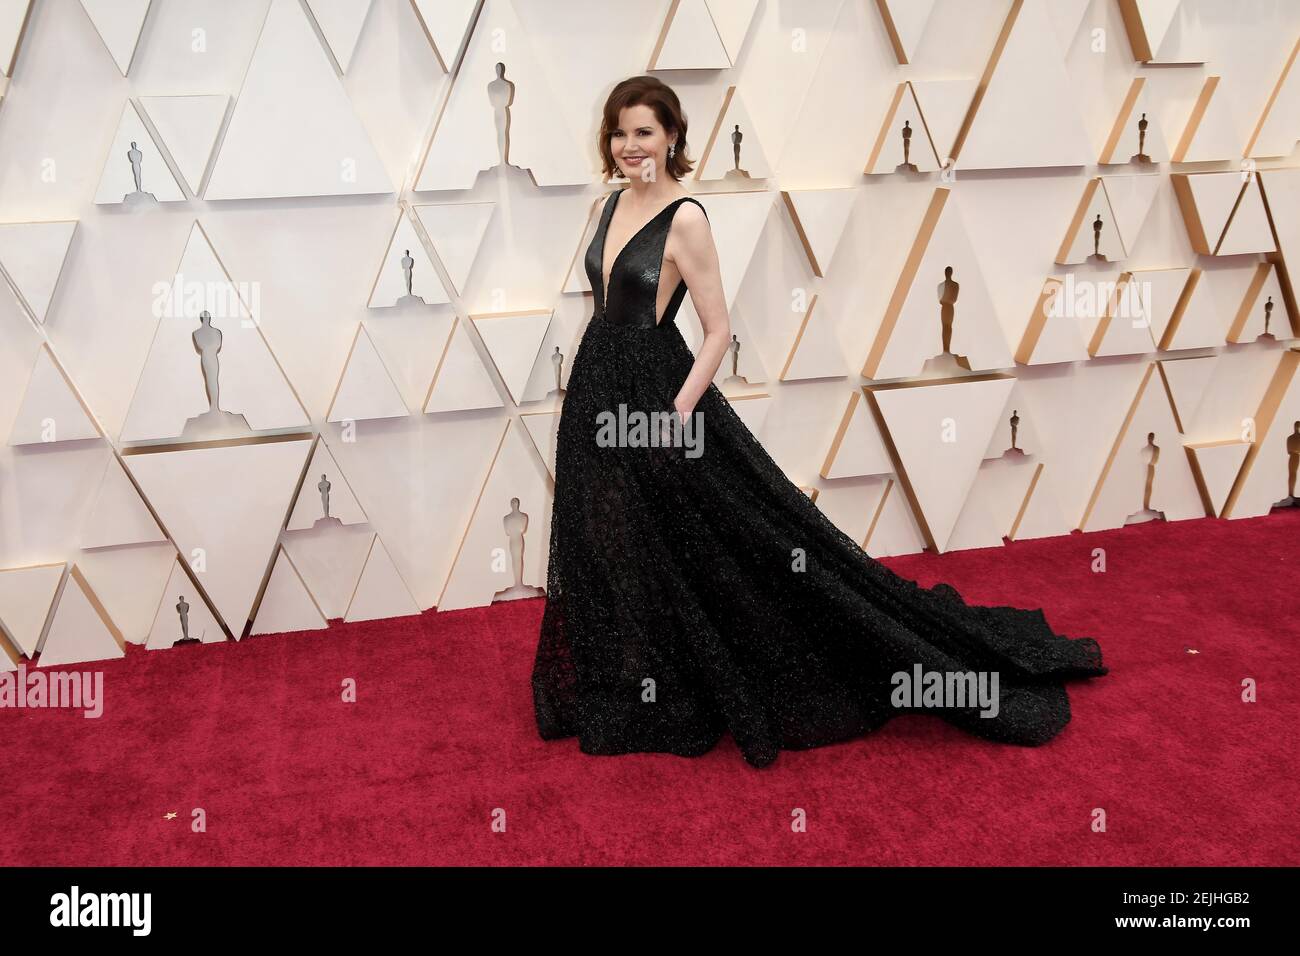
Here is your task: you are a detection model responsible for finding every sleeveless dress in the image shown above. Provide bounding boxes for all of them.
[531,186,1107,769]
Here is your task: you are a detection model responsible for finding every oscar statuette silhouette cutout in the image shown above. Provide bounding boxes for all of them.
[725,124,752,180]
[175,595,195,644]
[128,142,143,192]
[489,62,516,169]
[897,119,919,172]
[1280,422,1300,507]
[183,310,251,438]
[123,140,158,206]
[929,266,970,371]
[401,249,415,299]
[1126,432,1166,524]
[319,474,332,521]
[494,497,544,601]
[388,245,429,312]
[193,310,223,414]
[723,333,746,384]
[1134,112,1151,164]
[550,346,565,396]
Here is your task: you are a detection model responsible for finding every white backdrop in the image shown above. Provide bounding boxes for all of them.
[1,0,1298,661]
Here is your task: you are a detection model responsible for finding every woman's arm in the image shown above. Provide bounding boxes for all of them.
[667,202,730,420]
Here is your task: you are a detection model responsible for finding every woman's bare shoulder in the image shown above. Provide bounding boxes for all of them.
[589,188,622,223]
[673,196,708,221]
[669,196,711,237]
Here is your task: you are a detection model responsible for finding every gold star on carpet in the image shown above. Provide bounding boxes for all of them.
[164,812,178,820]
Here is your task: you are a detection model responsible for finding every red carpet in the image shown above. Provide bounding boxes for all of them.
[3,509,1297,866]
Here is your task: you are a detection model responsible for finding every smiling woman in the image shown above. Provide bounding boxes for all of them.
[531,74,1106,770]
[595,75,695,183]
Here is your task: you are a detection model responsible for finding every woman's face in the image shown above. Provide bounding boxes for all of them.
[610,104,673,180]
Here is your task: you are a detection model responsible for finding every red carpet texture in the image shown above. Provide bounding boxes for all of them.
[2,508,1297,866]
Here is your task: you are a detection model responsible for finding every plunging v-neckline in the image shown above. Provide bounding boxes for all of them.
[598,188,688,316]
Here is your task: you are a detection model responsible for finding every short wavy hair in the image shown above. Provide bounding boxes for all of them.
[597,75,694,181]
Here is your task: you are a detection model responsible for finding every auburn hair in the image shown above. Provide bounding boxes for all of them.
[597,75,694,181]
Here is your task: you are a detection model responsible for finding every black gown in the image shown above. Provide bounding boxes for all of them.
[531,186,1107,769]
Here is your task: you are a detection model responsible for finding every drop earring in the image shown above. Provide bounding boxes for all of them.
[668,143,676,160]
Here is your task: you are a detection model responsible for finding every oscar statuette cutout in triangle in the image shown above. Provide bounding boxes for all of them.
[520,295,588,404]
[414,0,588,190]
[863,187,1012,379]
[1099,77,1170,165]
[124,436,314,637]
[1080,363,1207,531]
[368,206,448,311]
[286,435,369,531]
[438,419,551,612]
[868,375,1017,553]
[119,221,310,442]
[695,86,772,183]
[145,557,228,649]
[94,99,186,206]
[866,82,942,174]
[1055,178,1127,265]
[1226,263,1290,343]
[1223,351,1300,518]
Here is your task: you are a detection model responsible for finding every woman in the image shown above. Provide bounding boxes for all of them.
[531,75,1106,769]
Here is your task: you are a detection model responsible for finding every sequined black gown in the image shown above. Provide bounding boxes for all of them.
[531,186,1107,769]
